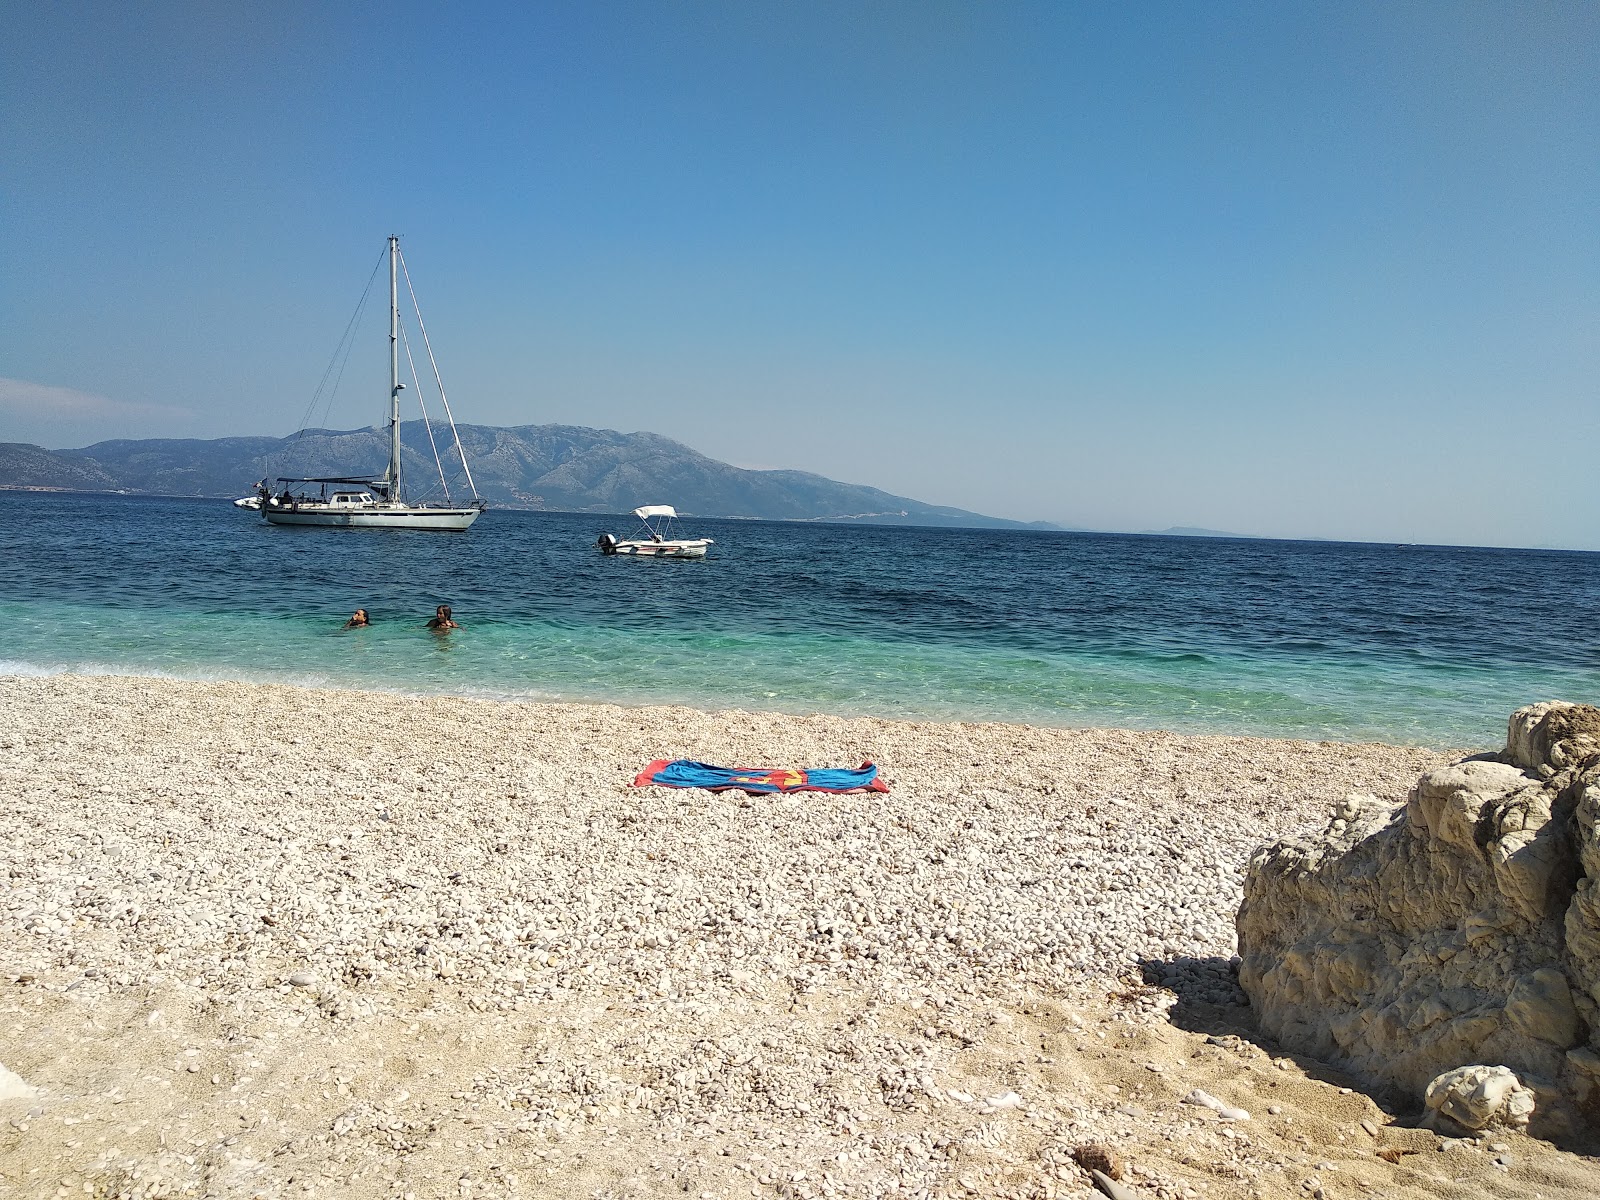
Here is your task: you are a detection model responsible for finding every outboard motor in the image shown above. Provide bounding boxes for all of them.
[596,532,619,555]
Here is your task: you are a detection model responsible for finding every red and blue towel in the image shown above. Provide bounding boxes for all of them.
[632,759,889,794]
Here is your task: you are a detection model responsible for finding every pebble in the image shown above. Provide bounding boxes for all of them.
[1182,1088,1249,1121]
[979,1090,1024,1113]
[3,675,1438,1022]
[1072,1143,1123,1180]
[1091,1168,1141,1200]
[0,673,1457,1200]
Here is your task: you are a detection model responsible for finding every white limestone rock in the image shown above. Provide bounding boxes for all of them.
[0,1061,37,1103]
[1505,967,1580,1048]
[1182,1087,1249,1120]
[1424,1065,1536,1132]
[1238,702,1600,1147]
[1507,701,1600,780]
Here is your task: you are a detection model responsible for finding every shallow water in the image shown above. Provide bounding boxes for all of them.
[3,491,1597,747]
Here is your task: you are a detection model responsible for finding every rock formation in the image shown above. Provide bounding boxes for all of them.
[1237,702,1600,1147]
[0,1061,36,1103]
[1423,1065,1537,1132]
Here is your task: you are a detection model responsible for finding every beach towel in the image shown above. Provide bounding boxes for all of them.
[632,759,889,794]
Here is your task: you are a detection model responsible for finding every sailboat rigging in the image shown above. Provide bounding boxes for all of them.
[259,236,486,531]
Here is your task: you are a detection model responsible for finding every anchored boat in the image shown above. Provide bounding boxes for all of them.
[259,237,485,531]
[596,506,714,559]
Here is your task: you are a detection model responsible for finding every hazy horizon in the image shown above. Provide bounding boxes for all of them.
[3,3,1596,549]
[8,421,1599,553]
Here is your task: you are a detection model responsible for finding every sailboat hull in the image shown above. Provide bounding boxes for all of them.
[263,505,482,531]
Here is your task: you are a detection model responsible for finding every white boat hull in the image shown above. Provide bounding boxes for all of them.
[263,504,481,531]
[608,539,711,559]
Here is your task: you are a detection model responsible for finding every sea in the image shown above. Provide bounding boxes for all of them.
[2,491,1597,750]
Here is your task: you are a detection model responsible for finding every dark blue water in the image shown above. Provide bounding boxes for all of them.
[3,491,1597,747]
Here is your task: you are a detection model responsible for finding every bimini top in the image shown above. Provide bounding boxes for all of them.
[633,505,677,520]
[274,475,386,485]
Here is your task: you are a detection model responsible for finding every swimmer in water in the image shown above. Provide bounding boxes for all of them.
[425,604,459,631]
[343,609,371,629]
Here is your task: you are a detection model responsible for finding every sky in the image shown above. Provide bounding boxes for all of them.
[2,2,1597,548]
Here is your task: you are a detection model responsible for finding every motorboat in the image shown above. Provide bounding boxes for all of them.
[596,506,714,559]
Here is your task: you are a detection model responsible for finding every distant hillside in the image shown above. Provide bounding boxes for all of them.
[0,423,1059,530]
[0,441,120,491]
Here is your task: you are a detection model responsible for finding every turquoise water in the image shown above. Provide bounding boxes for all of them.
[3,492,1598,747]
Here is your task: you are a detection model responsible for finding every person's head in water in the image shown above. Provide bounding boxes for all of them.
[427,604,458,630]
[344,608,370,629]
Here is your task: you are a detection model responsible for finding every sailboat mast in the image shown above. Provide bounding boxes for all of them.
[388,235,402,501]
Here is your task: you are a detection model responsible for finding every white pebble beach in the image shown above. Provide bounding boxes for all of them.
[3,673,1597,1199]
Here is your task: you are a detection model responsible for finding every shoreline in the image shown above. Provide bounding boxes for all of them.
[4,672,1595,1198]
[0,661,1474,752]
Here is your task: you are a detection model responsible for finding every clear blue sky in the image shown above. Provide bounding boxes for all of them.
[3,2,1596,547]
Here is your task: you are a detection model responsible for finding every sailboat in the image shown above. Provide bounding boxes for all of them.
[261,237,486,531]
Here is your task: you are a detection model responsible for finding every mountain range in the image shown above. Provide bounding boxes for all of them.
[0,422,1060,530]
